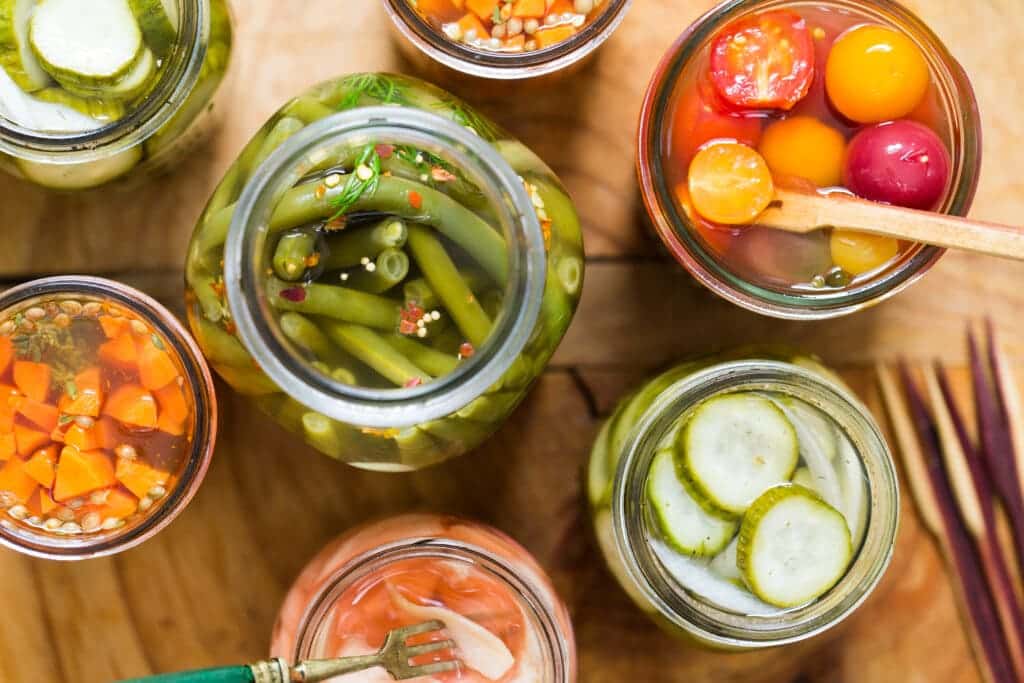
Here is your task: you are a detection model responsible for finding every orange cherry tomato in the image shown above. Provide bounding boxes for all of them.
[830,230,899,276]
[709,10,815,111]
[688,141,775,225]
[674,182,739,256]
[670,81,763,166]
[759,116,846,188]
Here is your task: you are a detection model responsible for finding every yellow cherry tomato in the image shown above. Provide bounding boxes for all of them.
[688,142,775,225]
[759,116,847,187]
[825,25,929,123]
[830,229,899,275]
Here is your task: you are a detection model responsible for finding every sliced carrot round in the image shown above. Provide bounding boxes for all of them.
[688,141,775,225]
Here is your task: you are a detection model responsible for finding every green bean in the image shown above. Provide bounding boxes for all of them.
[213,363,279,396]
[383,334,458,377]
[319,321,430,387]
[556,255,584,297]
[393,427,445,466]
[267,278,401,330]
[479,289,504,320]
[456,392,522,423]
[189,273,227,323]
[429,325,463,355]
[495,139,551,176]
[528,174,583,252]
[343,248,409,294]
[302,412,345,458]
[321,219,407,270]
[195,318,251,367]
[272,231,318,281]
[249,116,306,177]
[407,225,492,348]
[278,312,356,371]
[403,269,487,311]
[284,96,335,124]
[419,416,494,450]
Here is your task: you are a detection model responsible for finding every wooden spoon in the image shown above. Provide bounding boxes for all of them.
[758,189,1024,260]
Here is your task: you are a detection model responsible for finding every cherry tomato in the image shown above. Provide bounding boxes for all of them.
[688,141,775,225]
[670,80,763,166]
[709,10,815,111]
[830,230,900,276]
[674,182,740,256]
[759,116,846,187]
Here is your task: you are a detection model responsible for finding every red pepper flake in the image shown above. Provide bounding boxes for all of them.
[224,320,237,335]
[314,184,327,200]
[399,320,417,335]
[459,342,475,358]
[404,377,423,388]
[541,219,552,251]
[279,287,307,303]
[326,216,348,232]
[209,280,226,297]
[431,166,456,182]
[408,191,423,210]
[375,144,394,159]
[305,253,321,268]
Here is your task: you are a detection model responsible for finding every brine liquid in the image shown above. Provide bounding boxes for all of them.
[662,4,953,293]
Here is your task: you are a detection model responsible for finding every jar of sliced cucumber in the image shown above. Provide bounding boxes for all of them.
[185,73,584,471]
[0,0,232,190]
[588,351,898,649]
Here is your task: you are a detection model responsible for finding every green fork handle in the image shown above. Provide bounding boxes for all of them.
[122,665,255,683]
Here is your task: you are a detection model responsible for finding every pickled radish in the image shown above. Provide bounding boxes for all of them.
[843,120,951,209]
[688,142,775,225]
[826,25,929,124]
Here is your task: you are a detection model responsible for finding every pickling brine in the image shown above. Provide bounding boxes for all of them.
[185,73,583,471]
[0,0,232,190]
[588,351,898,648]
[271,515,576,682]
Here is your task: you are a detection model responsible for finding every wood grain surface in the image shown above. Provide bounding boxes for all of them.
[0,0,1022,681]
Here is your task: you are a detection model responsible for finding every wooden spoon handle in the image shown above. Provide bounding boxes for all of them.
[759,189,1024,260]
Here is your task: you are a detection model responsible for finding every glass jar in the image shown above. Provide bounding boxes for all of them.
[0,276,217,560]
[0,0,233,191]
[637,0,981,319]
[184,73,583,471]
[383,0,632,80]
[270,514,577,682]
[587,351,899,649]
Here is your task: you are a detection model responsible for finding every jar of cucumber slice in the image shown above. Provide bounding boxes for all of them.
[588,351,898,649]
[0,0,232,190]
[185,73,584,471]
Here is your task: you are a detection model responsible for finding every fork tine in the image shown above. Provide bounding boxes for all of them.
[399,660,460,679]
[393,619,446,638]
[404,639,456,658]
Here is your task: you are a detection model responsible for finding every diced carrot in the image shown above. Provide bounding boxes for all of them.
[137,338,178,391]
[0,337,12,376]
[465,0,498,20]
[98,316,129,339]
[14,424,49,456]
[25,488,58,516]
[504,34,526,49]
[92,417,122,450]
[511,0,545,17]
[0,457,38,501]
[58,367,104,418]
[154,382,189,436]
[64,424,99,452]
[16,399,59,432]
[103,385,158,429]
[457,12,488,38]
[0,433,15,462]
[53,447,115,502]
[418,0,460,13]
[22,445,58,488]
[546,0,574,15]
[98,334,138,369]
[0,387,19,432]
[115,458,168,499]
[534,23,575,48]
[93,487,138,520]
[13,361,51,403]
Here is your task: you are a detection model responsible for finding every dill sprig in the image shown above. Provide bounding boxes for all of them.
[337,74,409,111]
[436,98,500,142]
[327,144,383,221]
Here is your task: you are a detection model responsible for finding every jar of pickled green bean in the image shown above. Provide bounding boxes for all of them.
[184,73,584,471]
[0,0,233,191]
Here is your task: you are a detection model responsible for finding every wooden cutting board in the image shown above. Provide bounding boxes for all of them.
[0,1,1022,681]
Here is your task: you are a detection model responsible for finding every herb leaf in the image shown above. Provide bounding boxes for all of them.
[65,380,78,399]
[327,144,383,221]
[337,74,409,111]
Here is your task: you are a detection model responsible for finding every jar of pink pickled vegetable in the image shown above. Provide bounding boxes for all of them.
[637,0,982,319]
[383,0,632,80]
[271,514,576,682]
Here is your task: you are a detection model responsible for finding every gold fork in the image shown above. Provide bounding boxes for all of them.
[126,620,459,682]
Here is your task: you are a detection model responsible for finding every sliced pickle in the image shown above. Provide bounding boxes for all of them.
[648,449,736,557]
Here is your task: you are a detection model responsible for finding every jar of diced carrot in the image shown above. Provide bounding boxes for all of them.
[0,276,216,560]
[383,0,632,79]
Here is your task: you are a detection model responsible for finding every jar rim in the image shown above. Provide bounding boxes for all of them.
[224,106,547,429]
[292,534,571,683]
[383,0,632,79]
[636,0,983,320]
[0,0,209,164]
[0,276,218,560]
[609,359,899,647]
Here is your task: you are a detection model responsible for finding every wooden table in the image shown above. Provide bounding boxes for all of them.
[0,1,1021,681]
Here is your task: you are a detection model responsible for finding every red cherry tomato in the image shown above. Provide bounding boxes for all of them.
[709,10,815,111]
[670,80,763,166]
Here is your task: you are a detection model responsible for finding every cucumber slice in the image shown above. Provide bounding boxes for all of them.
[771,397,843,511]
[30,0,142,86]
[34,87,124,122]
[0,0,51,91]
[128,0,177,58]
[737,484,853,608]
[586,418,613,507]
[679,393,799,516]
[791,466,816,490]
[16,143,141,189]
[647,449,736,557]
[101,47,154,99]
[836,434,868,547]
[708,536,742,584]
[0,64,98,130]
